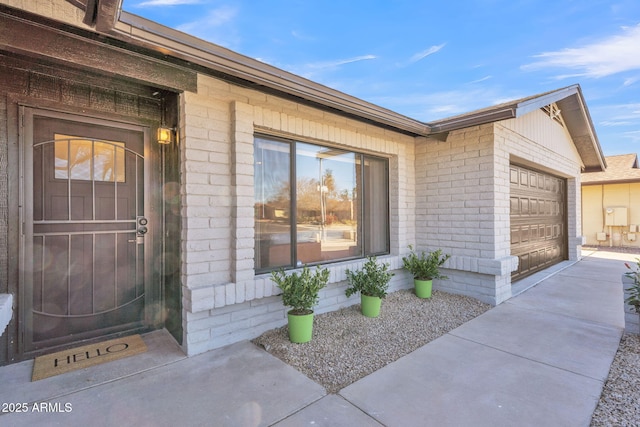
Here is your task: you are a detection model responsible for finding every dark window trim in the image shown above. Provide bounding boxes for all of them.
[254,133,390,274]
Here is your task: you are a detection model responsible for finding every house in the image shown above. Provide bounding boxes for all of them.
[0,0,605,365]
[582,154,640,248]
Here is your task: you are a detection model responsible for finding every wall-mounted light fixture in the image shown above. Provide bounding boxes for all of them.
[157,126,174,145]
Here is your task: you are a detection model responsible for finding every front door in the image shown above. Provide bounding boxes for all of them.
[20,108,157,354]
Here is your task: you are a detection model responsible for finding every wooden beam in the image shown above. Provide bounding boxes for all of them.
[0,11,197,93]
[95,0,122,32]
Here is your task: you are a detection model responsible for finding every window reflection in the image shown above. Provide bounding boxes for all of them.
[254,135,388,272]
[296,143,360,264]
[54,134,125,182]
[255,138,291,270]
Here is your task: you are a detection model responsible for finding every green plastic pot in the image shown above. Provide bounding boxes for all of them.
[361,294,382,318]
[414,279,433,298]
[287,311,314,343]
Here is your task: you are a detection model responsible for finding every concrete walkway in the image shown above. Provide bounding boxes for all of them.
[0,250,629,426]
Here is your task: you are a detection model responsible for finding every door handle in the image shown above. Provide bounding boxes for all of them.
[137,216,148,236]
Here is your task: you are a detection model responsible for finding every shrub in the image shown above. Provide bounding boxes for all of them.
[402,245,450,281]
[271,265,329,315]
[345,256,394,299]
[624,259,640,314]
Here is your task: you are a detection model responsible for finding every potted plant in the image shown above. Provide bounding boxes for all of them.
[271,265,329,343]
[624,260,640,333]
[402,245,450,298]
[345,256,394,317]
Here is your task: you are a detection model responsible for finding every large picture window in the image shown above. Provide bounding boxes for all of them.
[255,135,389,272]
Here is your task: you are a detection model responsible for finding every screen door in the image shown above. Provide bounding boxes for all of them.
[21,109,155,352]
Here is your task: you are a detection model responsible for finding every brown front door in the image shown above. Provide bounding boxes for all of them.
[21,108,157,354]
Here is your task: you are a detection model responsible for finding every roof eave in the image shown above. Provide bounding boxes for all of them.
[428,85,606,172]
[558,86,607,171]
[61,3,610,171]
[102,11,432,137]
[582,178,640,185]
[428,108,516,134]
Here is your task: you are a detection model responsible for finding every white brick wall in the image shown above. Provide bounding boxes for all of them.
[179,73,587,354]
[414,114,583,305]
[416,124,515,305]
[180,75,416,355]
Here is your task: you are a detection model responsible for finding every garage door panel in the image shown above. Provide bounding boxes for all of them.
[510,164,567,281]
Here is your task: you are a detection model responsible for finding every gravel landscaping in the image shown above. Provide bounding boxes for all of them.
[253,286,640,424]
[591,333,640,426]
[252,289,490,393]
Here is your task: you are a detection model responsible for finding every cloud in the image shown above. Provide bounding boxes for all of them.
[408,44,446,64]
[595,102,640,127]
[291,30,315,42]
[522,23,640,78]
[370,87,522,121]
[305,55,377,70]
[619,130,640,145]
[600,120,635,127]
[176,6,236,31]
[467,75,492,84]
[134,0,203,7]
[173,6,239,47]
[624,77,639,87]
[395,44,445,67]
[286,55,377,80]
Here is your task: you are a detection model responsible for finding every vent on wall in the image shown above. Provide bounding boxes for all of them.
[542,103,565,127]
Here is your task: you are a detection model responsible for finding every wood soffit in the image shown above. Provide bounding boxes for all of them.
[0,5,197,93]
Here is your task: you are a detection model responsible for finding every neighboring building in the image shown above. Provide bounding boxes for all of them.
[0,0,605,365]
[582,154,640,248]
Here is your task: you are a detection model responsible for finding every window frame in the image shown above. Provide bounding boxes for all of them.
[254,133,390,274]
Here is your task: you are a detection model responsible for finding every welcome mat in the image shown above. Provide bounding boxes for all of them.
[32,335,147,381]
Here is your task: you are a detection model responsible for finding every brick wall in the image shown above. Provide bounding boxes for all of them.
[179,74,587,353]
[498,111,584,262]
[415,111,583,305]
[416,124,517,304]
[180,75,416,355]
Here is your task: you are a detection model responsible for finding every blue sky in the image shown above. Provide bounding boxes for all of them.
[123,0,640,156]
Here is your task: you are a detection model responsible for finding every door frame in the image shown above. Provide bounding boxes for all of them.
[18,106,161,357]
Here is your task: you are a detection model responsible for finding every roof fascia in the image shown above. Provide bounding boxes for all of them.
[428,85,606,172]
[565,85,607,171]
[582,179,640,186]
[513,85,579,117]
[83,3,608,172]
[430,86,580,134]
[110,11,431,136]
[427,107,516,134]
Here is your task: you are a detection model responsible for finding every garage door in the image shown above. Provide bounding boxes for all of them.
[510,164,566,281]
